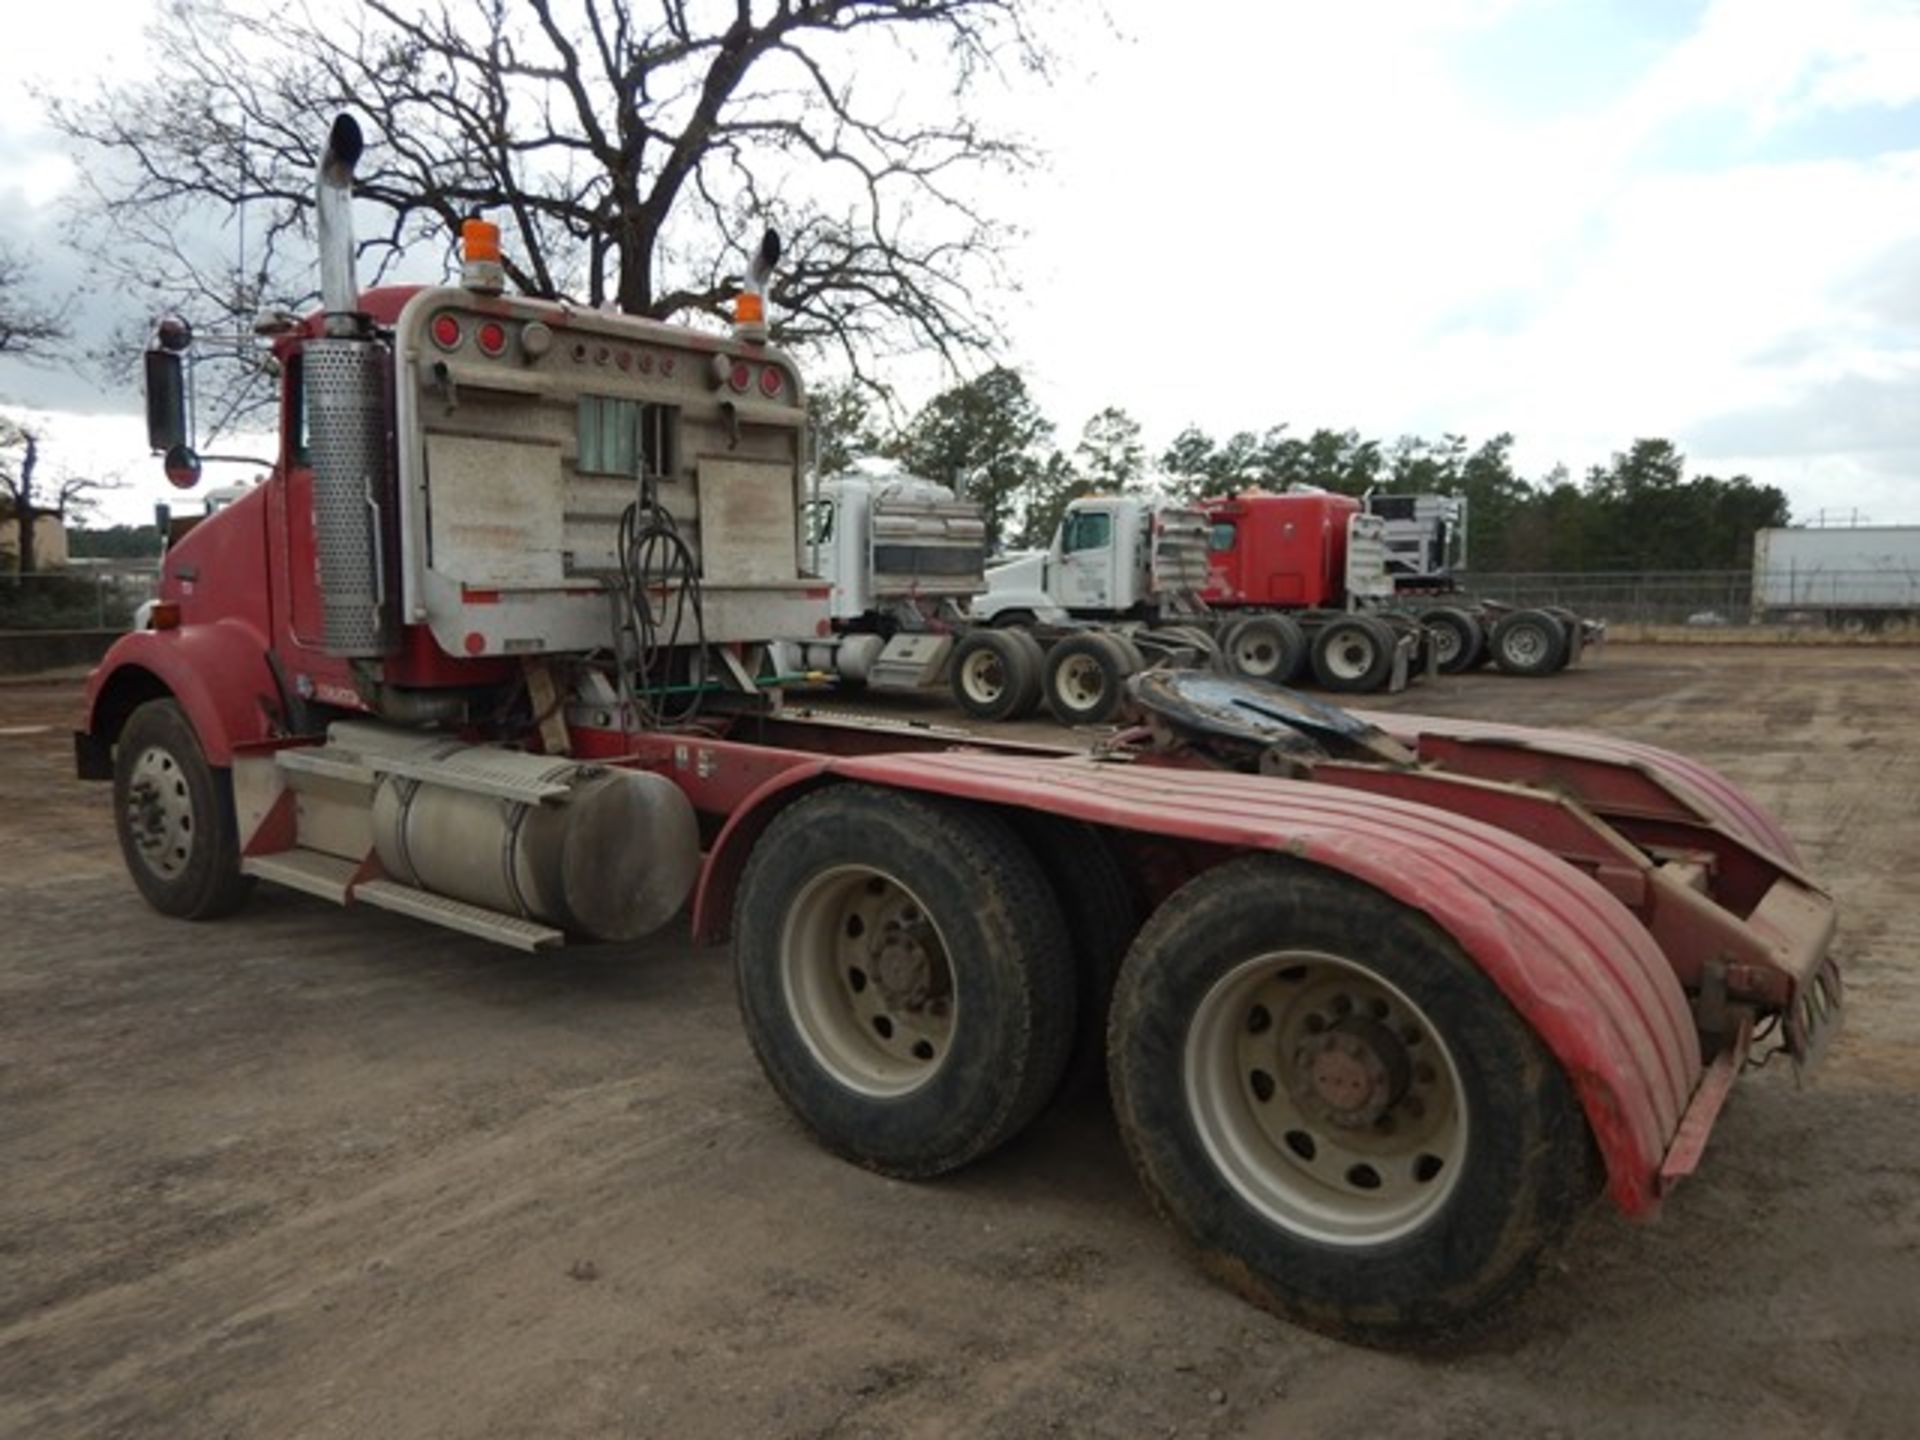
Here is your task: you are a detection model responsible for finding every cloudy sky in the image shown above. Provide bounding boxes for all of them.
[2,0,1917,530]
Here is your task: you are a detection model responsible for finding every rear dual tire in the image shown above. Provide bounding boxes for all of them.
[1309,615,1399,693]
[733,785,1078,1178]
[1490,609,1571,677]
[950,628,1046,721]
[1107,856,1598,1344]
[1418,607,1485,674]
[1222,614,1310,686]
[1045,632,1140,726]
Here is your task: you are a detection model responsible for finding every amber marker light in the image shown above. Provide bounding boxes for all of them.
[462,218,502,262]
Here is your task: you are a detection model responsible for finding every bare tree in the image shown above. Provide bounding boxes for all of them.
[51,0,1047,430]
[1,420,117,575]
[0,245,71,362]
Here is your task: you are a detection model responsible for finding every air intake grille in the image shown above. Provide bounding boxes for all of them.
[306,338,393,655]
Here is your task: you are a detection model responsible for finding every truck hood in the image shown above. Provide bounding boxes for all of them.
[984,550,1048,594]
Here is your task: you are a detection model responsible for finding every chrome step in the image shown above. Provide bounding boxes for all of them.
[353,879,565,952]
[242,847,361,903]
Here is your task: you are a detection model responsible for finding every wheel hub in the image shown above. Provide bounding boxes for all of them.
[871,919,946,1012]
[1060,655,1104,707]
[1184,950,1469,1246]
[124,746,195,879]
[1291,1017,1408,1129]
[963,651,1004,701]
[781,866,959,1097]
[1508,627,1545,663]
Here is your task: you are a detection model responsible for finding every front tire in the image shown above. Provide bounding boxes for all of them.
[1107,856,1597,1344]
[112,699,253,920]
[734,785,1077,1178]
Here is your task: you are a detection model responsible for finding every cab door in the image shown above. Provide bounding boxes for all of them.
[1056,505,1116,611]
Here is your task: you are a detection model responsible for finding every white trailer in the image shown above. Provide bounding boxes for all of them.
[1751,525,1920,625]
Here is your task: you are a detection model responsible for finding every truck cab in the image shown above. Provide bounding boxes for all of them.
[976,495,1211,624]
[803,470,987,626]
[1200,490,1395,611]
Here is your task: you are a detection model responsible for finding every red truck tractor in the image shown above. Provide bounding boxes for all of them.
[1203,489,1599,683]
[76,116,1841,1345]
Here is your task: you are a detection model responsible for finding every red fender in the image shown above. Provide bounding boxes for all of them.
[695,750,1702,1219]
[1354,708,1801,867]
[84,619,283,766]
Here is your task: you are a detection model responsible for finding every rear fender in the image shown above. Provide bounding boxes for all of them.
[695,750,1702,1218]
[83,621,284,766]
[1353,708,1802,867]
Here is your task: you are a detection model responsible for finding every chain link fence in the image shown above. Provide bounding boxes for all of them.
[0,565,160,632]
[1465,570,1751,626]
[1465,568,1920,630]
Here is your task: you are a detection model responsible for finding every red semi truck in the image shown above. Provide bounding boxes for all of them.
[1202,489,1598,684]
[76,116,1841,1344]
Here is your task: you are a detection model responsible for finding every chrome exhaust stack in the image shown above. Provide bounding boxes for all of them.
[316,113,364,330]
[307,113,394,657]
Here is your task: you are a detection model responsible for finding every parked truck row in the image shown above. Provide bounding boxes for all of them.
[785,472,1604,728]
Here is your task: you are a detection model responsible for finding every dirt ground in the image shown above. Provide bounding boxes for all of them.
[3,645,1918,1439]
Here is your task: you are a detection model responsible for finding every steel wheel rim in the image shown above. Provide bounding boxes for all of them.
[1505,624,1547,666]
[1323,631,1377,682]
[125,744,196,880]
[780,865,958,1097]
[959,649,1006,705]
[1058,653,1107,711]
[1233,628,1281,677]
[1431,624,1461,665]
[1183,950,1468,1246]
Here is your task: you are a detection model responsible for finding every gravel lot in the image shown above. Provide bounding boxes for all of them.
[2,645,1916,1438]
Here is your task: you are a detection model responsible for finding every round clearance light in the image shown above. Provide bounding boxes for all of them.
[638,352,655,374]
[476,321,508,356]
[616,349,632,371]
[758,365,783,398]
[431,313,462,350]
[728,360,752,393]
[521,320,553,357]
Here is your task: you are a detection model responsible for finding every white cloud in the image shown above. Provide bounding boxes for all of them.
[1006,0,1920,521]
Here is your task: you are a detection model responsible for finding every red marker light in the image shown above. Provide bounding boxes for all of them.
[758,365,783,398]
[431,314,462,349]
[476,321,508,356]
[728,360,752,393]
